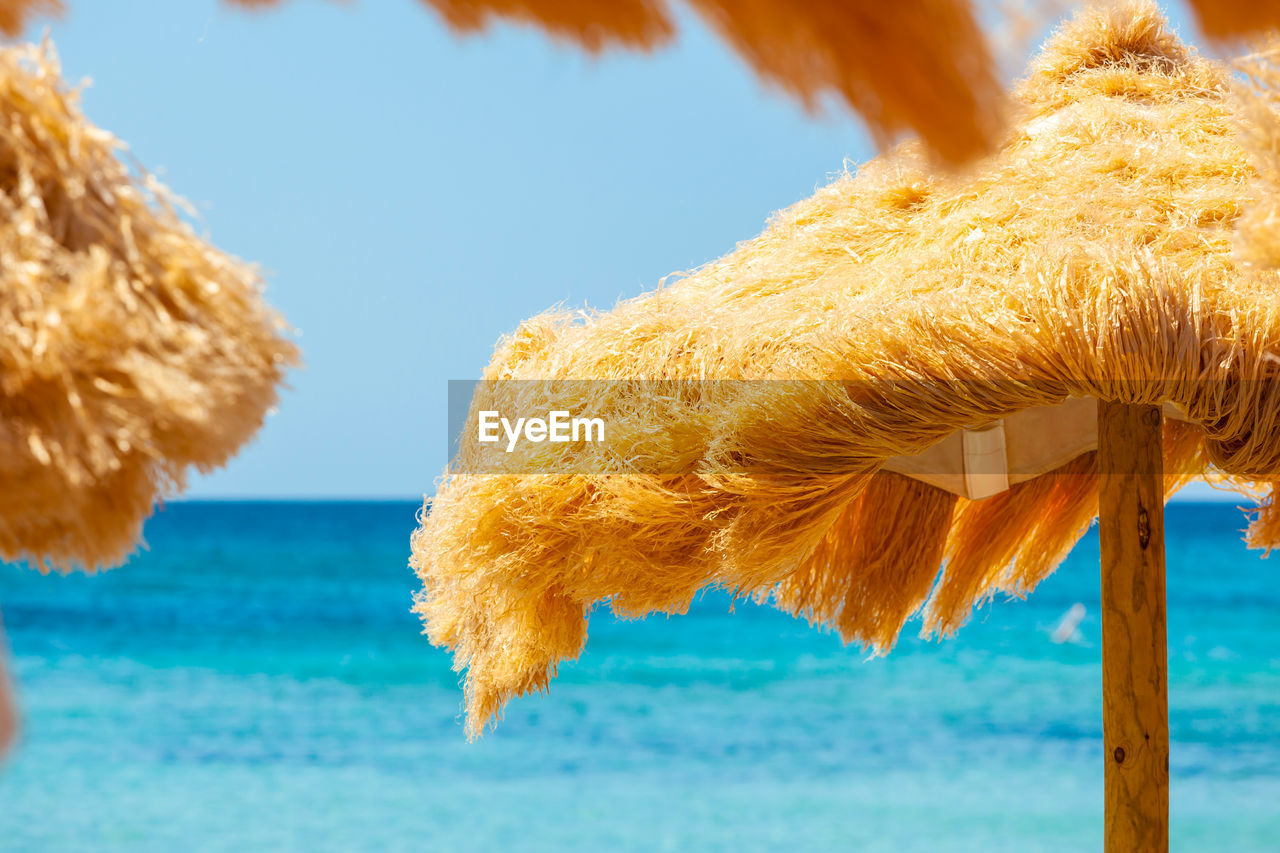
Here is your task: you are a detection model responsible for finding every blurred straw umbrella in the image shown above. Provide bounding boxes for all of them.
[414,3,1280,848]
[7,0,1280,165]
[0,41,295,748]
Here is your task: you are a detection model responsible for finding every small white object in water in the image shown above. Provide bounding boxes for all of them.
[1051,603,1087,644]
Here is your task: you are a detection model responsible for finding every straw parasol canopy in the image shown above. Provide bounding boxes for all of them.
[10,1,1280,163]
[413,0,1280,755]
[0,0,1000,162]
[0,41,296,571]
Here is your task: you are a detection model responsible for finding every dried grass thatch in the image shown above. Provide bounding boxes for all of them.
[0,0,55,38]
[259,0,1008,164]
[0,42,296,570]
[413,2,1280,736]
[6,0,1280,163]
[1186,0,1280,41]
[0,0,997,159]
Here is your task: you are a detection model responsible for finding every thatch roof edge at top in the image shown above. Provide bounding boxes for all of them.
[2,0,1276,165]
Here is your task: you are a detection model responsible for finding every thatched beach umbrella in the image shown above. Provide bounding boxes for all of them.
[8,0,1280,166]
[0,41,295,748]
[0,42,296,570]
[414,3,1280,848]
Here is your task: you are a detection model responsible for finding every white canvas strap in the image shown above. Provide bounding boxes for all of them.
[962,421,1010,500]
[882,398,1188,500]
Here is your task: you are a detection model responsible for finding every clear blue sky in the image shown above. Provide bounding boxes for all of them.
[36,0,1227,501]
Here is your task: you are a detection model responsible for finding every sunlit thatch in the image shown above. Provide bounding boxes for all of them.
[413,3,1280,736]
[7,1,1280,164]
[0,42,297,570]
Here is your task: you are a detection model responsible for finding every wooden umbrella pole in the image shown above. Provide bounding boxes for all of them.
[1097,400,1169,851]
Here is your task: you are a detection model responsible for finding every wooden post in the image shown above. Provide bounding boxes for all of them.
[1097,400,1169,852]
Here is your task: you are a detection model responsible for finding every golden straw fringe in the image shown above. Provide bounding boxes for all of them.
[11,0,1003,162]
[770,472,956,653]
[11,1,1280,159]
[1186,0,1280,41]
[0,42,297,570]
[415,2,1280,735]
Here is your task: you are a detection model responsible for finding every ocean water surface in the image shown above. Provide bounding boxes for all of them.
[1,500,1277,851]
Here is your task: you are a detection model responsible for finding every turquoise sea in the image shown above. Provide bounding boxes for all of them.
[0,500,1277,851]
